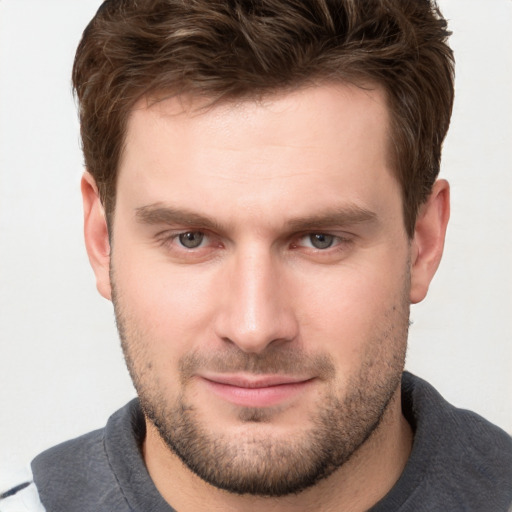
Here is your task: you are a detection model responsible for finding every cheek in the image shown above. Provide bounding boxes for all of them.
[111,248,220,367]
[115,236,215,308]
[295,254,410,371]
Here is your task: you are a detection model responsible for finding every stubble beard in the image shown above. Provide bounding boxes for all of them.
[112,272,410,497]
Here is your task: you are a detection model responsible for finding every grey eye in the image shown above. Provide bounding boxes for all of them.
[309,233,334,249]
[178,231,204,249]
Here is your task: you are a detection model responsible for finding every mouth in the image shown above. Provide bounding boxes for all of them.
[198,373,315,408]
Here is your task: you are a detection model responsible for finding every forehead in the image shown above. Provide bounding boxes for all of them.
[117,83,399,230]
[129,82,390,149]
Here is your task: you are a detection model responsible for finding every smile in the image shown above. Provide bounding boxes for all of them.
[199,374,315,408]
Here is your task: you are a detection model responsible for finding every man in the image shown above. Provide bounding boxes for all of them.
[1,0,511,510]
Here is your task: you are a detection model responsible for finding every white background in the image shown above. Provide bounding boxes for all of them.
[0,0,511,485]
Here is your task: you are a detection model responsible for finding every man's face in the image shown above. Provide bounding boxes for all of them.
[108,84,412,496]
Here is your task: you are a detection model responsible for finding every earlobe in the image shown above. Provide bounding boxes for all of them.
[410,179,450,304]
[81,172,112,300]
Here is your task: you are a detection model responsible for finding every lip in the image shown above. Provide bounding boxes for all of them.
[199,373,314,408]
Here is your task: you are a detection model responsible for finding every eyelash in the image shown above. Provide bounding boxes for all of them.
[294,233,350,251]
[155,230,353,256]
[156,230,215,250]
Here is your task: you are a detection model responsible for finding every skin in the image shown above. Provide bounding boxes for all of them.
[82,83,449,511]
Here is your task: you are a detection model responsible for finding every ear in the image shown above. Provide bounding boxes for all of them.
[81,172,112,300]
[410,179,450,304]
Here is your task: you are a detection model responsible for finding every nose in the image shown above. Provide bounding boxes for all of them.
[213,246,299,354]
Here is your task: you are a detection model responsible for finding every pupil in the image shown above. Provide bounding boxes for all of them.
[310,233,333,249]
[179,232,204,248]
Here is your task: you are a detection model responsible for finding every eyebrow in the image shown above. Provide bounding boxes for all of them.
[284,206,377,231]
[135,204,224,231]
[135,203,377,232]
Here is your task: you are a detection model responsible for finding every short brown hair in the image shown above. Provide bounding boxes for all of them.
[72,0,454,236]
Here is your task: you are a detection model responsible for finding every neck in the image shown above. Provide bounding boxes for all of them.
[143,386,412,512]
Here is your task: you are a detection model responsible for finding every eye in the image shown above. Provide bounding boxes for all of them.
[178,231,205,249]
[305,233,335,249]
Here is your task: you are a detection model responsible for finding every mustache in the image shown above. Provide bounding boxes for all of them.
[179,346,336,383]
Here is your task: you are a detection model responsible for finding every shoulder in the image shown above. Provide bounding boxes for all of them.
[27,400,142,512]
[0,428,117,512]
[31,425,106,478]
[400,372,512,510]
[402,371,512,456]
